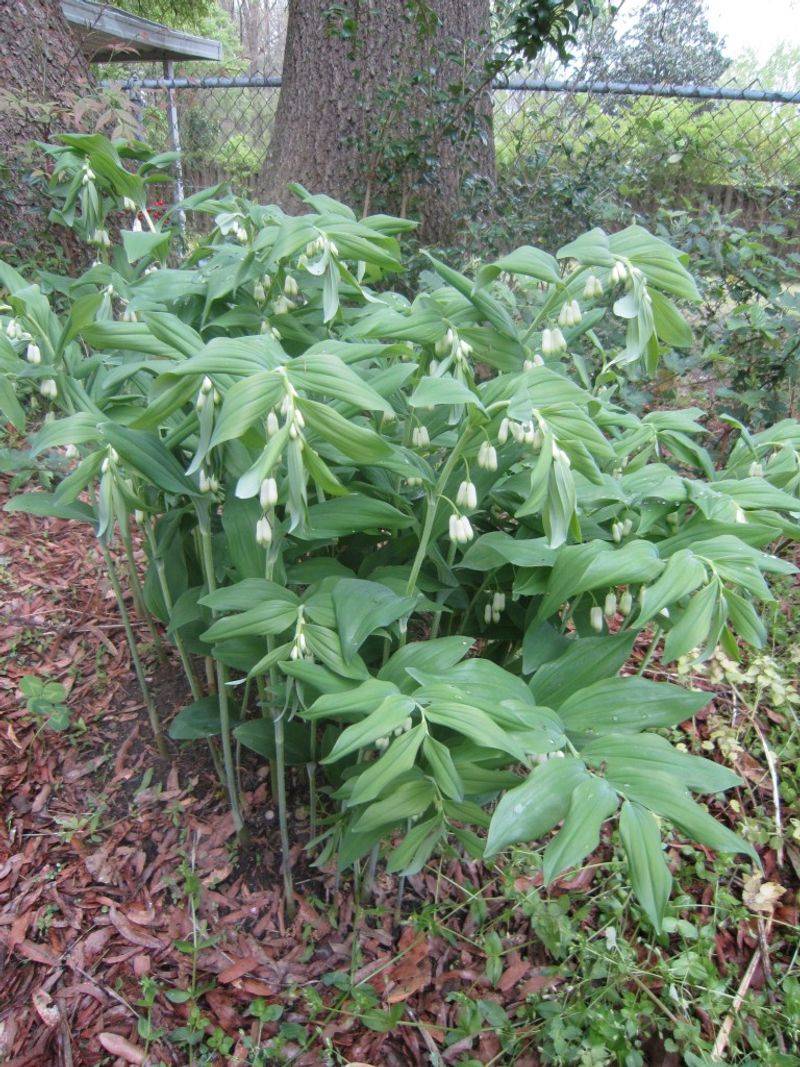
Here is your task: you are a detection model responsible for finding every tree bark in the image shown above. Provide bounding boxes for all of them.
[0,0,92,252]
[262,0,495,242]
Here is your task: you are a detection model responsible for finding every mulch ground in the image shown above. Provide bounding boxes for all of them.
[0,473,796,1066]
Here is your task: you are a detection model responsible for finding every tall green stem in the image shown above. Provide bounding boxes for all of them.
[405,428,475,599]
[637,625,663,677]
[145,526,203,701]
[100,542,167,758]
[121,518,166,660]
[273,703,295,915]
[307,725,317,842]
[196,506,243,833]
[429,540,457,639]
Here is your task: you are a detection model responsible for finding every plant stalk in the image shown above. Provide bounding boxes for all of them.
[273,705,295,916]
[196,507,243,833]
[144,525,203,702]
[100,542,167,758]
[121,518,166,660]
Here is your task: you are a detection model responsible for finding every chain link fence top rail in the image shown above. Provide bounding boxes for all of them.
[109,69,800,221]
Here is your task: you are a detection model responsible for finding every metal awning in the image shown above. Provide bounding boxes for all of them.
[61,0,222,63]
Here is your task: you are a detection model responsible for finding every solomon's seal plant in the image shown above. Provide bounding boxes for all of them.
[2,133,798,929]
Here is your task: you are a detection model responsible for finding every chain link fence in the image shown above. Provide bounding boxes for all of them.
[111,68,800,231]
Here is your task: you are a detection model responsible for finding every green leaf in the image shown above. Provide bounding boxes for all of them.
[234,717,312,765]
[209,370,283,448]
[332,578,416,661]
[423,735,464,801]
[287,352,393,414]
[529,633,635,708]
[199,579,293,613]
[378,636,474,691]
[100,423,197,497]
[538,540,663,619]
[169,696,235,740]
[582,734,741,794]
[201,599,298,643]
[303,678,399,721]
[606,767,758,862]
[4,491,95,524]
[121,229,170,264]
[409,375,484,410]
[650,290,693,348]
[542,776,618,884]
[424,702,527,761]
[297,397,395,465]
[322,694,415,763]
[558,676,709,734]
[0,374,25,431]
[301,495,413,538]
[484,757,589,857]
[635,549,706,625]
[458,532,556,571]
[347,724,426,806]
[618,801,672,932]
[661,582,718,663]
[385,816,445,876]
[475,246,560,287]
[353,779,435,832]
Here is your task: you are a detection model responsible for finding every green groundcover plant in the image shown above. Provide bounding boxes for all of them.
[2,134,800,932]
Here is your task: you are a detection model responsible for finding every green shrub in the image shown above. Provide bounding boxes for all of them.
[2,134,799,931]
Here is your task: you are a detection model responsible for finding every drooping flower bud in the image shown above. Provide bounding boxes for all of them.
[590,606,604,632]
[259,476,278,509]
[612,521,623,543]
[484,602,493,624]
[266,410,280,437]
[253,281,266,302]
[541,328,555,356]
[123,197,137,212]
[26,343,41,365]
[255,515,273,546]
[412,426,430,448]
[284,274,299,298]
[748,461,763,477]
[583,274,603,299]
[39,378,57,399]
[131,217,142,233]
[619,590,633,615]
[477,440,498,471]
[458,515,474,543]
[604,592,617,618]
[64,444,78,459]
[497,417,510,445]
[611,261,627,284]
[492,591,506,613]
[456,480,477,510]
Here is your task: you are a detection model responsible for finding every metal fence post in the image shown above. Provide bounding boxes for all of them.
[163,59,186,237]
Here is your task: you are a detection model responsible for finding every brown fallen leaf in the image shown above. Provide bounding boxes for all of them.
[15,939,60,967]
[109,907,164,950]
[742,874,786,913]
[32,989,61,1027]
[498,959,530,993]
[98,1032,147,1064]
[217,955,261,984]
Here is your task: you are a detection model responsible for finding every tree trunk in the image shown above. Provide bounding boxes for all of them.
[0,0,92,252]
[262,0,495,242]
